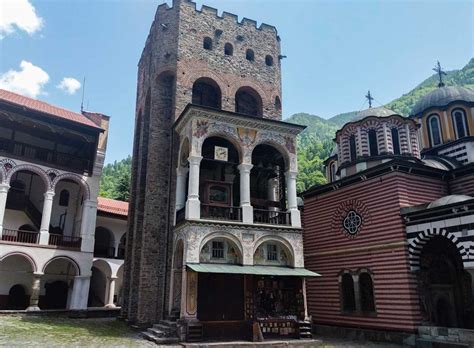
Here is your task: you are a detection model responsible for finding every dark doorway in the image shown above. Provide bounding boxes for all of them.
[8,284,28,309]
[197,273,244,321]
[419,236,472,328]
[43,281,69,309]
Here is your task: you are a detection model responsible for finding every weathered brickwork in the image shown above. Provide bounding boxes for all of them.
[123,0,282,326]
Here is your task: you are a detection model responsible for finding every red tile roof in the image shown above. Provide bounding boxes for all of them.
[97,197,129,217]
[0,89,102,129]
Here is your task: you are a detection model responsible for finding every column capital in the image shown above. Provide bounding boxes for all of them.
[0,183,10,192]
[109,276,118,281]
[33,272,44,277]
[285,170,298,179]
[188,155,203,166]
[44,190,55,199]
[237,163,253,172]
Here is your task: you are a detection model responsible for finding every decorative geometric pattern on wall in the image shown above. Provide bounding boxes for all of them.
[332,199,370,239]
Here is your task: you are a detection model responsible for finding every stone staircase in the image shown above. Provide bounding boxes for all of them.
[141,320,180,345]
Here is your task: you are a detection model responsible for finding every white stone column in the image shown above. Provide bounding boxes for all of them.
[185,155,202,220]
[105,276,118,308]
[285,170,301,228]
[39,190,55,245]
[69,275,91,310]
[238,163,253,224]
[80,199,98,252]
[0,183,10,238]
[176,167,188,211]
[26,272,43,311]
[302,278,309,320]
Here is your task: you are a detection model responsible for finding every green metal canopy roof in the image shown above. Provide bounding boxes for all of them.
[186,263,320,277]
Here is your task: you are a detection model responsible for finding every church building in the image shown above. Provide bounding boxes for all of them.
[303,80,474,344]
[122,0,317,342]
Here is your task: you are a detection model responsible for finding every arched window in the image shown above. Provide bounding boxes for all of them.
[391,128,401,155]
[427,114,442,147]
[359,272,375,312]
[452,109,469,139]
[349,134,357,162]
[330,162,337,182]
[341,273,356,312]
[246,49,254,61]
[203,37,212,50]
[192,78,222,109]
[235,87,263,117]
[59,189,69,207]
[224,43,233,56]
[265,55,274,66]
[368,129,379,156]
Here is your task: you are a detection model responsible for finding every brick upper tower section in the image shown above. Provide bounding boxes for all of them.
[137,0,282,120]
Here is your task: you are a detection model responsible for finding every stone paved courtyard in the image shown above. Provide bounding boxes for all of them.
[0,315,402,347]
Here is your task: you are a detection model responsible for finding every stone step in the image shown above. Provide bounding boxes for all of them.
[147,327,166,337]
[141,331,179,345]
[153,323,177,333]
[159,319,178,327]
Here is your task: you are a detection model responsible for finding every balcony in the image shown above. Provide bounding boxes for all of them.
[253,209,290,226]
[49,234,81,250]
[1,229,38,244]
[201,204,242,222]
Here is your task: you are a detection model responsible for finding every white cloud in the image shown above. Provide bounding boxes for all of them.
[0,60,49,98]
[0,0,44,39]
[57,77,81,95]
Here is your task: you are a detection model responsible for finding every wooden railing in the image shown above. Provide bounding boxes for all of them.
[48,234,81,250]
[201,204,242,222]
[253,209,290,226]
[93,246,116,258]
[1,229,39,244]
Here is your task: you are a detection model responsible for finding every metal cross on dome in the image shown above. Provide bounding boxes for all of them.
[365,90,374,108]
[433,61,447,88]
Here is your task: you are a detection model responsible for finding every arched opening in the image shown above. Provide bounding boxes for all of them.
[418,235,471,328]
[274,96,281,111]
[246,49,254,61]
[0,254,34,309]
[254,240,292,267]
[199,237,242,265]
[88,260,111,307]
[224,43,233,56]
[115,265,124,306]
[265,55,274,66]
[200,137,241,221]
[341,272,356,312]
[8,284,28,309]
[368,129,379,156]
[391,128,401,155]
[235,87,263,117]
[117,233,126,259]
[427,114,442,147]
[4,170,46,244]
[94,227,115,258]
[359,272,375,312]
[51,178,85,245]
[452,109,469,139]
[349,134,357,162]
[203,37,212,50]
[192,78,222,109]
[42,258,78,309]
[251,144,287,224]
[171,240,184,312]
[330,162,337,182]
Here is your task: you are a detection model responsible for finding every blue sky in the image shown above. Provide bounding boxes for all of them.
[1,0,472,164]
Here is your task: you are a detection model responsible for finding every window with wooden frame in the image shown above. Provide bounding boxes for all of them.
[211,241,224,259]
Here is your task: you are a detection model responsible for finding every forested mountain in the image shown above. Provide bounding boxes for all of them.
[99,59,473,199]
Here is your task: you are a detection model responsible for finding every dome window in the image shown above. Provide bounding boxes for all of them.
[330,162,337,182]
[452,109,469,139]
[203,37,212,50]
[391,128,401,155]
[368,129,379,156]
[349,134,357,162]
[427,114,442,147]
[246,49,254,61]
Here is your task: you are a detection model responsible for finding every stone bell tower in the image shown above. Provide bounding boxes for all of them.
[122,0,290,328]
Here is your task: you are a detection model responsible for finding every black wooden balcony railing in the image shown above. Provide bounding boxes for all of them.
[253,209,291,226]
[200,204,242,222]
[48,234,81,250]
[1,229,39,244]
[93,246,116,258]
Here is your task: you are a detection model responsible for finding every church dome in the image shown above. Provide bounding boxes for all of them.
[353,106,398,121]
[427,194,473,209]
[411,86,474,116]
